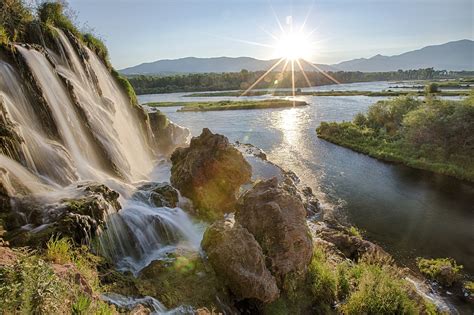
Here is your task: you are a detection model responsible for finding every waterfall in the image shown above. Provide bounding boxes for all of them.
[0,30,200,275]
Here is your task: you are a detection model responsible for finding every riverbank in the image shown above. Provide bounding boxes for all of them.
[143,99,308,111]
[316,96,474,182]
[184,89,471,97]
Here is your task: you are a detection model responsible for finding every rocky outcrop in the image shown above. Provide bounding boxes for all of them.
[148,110,190,155]
[170,128,251,220]
[235,178,313,279]
[6,183,121,246]
[201,217,279,303]
[310,220,390,262]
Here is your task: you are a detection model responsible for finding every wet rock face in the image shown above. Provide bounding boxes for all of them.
[135,183,179,208]
[148,110,190,155]
[201,217,280,303]
[171,128,251,220]
[6,183,121,246]
[235,178,313,279]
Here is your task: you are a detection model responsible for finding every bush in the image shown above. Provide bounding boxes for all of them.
[37,1,80,38]
[0,254,70,314]
[341,262,419,314]
[425,83,439,94]
[0,0,33,41]
[416,257,463,287]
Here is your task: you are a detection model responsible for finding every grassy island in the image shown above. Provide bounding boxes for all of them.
[317,95,474,182]
[143,99,308,111]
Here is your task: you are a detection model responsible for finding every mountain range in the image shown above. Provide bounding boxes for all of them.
[120,39,474,75]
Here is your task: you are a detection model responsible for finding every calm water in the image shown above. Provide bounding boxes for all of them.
[138,82,474,275]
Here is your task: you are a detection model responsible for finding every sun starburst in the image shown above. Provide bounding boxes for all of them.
[235,11,339,102]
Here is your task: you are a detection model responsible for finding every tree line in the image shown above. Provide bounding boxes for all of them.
[126,68,473,95]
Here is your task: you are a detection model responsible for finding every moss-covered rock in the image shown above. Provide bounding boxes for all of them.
[416,257,463,287]
[170,128,251,221]
[137,251,229,310]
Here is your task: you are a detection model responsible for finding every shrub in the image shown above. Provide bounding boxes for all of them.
[46,236,73,264]
[347,226,362,239]
[37,1,80,38]
[416,257,462,287]
[425,82,439,94]
[342,263,418,314]
[0,254,69,314]
[0,0,33,41]
[353,113,367,126]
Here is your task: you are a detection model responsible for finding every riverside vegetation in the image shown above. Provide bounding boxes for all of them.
[317,93,474,181]
[144,99,308,112]
[1,0,473,314]
[127,68,474,94]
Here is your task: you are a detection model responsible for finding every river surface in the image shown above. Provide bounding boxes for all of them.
[138,81,474,276]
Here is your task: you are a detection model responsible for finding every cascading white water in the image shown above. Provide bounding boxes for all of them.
[0,31,200,275]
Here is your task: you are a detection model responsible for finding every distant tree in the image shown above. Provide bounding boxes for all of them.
[425,83,439,94]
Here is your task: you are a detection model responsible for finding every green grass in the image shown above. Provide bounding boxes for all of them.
[0,241,115,314]
[341,261,420,314]
[416,257,463,287]
[46,236,73,264]
[144,99,308,111]
[184,90,272,97]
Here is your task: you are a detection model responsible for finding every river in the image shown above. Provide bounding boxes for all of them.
[138,81,474,278]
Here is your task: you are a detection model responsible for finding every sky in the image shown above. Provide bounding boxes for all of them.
[67,0,474,69]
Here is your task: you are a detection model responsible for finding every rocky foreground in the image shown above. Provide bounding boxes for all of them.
[2,127,473,314]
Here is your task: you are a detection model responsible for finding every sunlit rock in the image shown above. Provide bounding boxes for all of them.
[201,216,280,303]
[235,177,313,279]
[170,128,251,220]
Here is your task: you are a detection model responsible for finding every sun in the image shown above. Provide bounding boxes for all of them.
[274,31,312,61]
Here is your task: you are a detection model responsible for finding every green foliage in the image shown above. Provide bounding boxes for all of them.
[0,26,9,46]
[0,253,70,314]
[72,294,92,315]
[127,69,472,95]
[83,33,108,62]
[416,257,463,286]
[46,236,73,264]
[0,0,33,42]
[111,68,139,107]
[317,96,474,181]
[144,99,307,112]
[37,1,80,38]
[347,226,363,239]
[341,262,419,314]
[308,247,337,305]
[425,82,440,94]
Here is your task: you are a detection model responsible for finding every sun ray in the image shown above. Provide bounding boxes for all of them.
[291,59,296,106]
[296,58,313,88]
[208,33,275,49]
[302,59,341,84]
[241,58,285,96]
[259,25,280,41]
[269,1,284,32]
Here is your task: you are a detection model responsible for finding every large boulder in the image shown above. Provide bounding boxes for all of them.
[170,128,251,220]
[235,178,313,279]
[201,217,279,303]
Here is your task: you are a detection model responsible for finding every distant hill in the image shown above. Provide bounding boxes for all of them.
[120,40,474,74]
[332,40,474,72]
